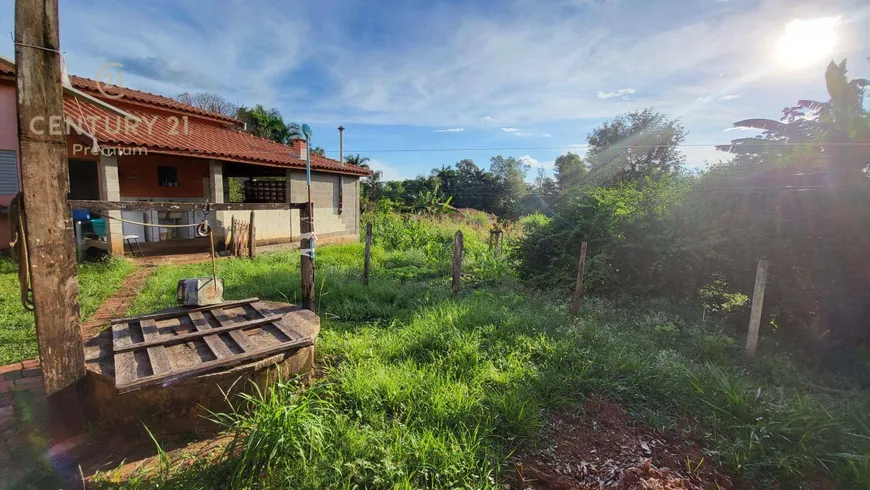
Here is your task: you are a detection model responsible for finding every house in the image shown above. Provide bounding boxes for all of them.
[0,61,369,256]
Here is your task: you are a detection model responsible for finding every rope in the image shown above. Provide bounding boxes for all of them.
[97,213,206,229]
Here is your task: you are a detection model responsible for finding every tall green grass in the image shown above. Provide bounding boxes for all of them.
[96,213,869,489]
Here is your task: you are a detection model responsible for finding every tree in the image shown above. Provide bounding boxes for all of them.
[718,59,869,174]
[236,105,301,144]
[489,155,530,218]
[356,158,382,201]
[175,92,238,118]
[345,154,370,167]
[310,146,326,157]
[586,109,686,186]
[554,152,587,190]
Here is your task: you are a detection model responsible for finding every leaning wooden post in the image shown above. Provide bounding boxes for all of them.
[14,0,87,407]
[230,217,237,256]
[299,204,315,310]
[363,222,372,286]
[571,242,588,321]
[452,230,463,297]
[744,259,768,362]
[248,210,256,258]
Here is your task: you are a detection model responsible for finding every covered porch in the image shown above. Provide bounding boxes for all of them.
[69,145,322,258]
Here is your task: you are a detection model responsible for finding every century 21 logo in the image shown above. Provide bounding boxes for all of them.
[96,62,124,99]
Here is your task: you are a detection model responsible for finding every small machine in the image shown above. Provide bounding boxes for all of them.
[176,277,224,306]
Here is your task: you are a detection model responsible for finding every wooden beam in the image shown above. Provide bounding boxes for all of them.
[210,308,253,353]
[188,311,234,359]
[117,337,314,393]
[69,200,306,212]
[110,297,260,324]
[113,314,284,353]
[14,0,86,397]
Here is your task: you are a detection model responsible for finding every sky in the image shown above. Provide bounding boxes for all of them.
[2,0,869,182]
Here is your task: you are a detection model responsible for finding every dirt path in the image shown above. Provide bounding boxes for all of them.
[81,264,157,339]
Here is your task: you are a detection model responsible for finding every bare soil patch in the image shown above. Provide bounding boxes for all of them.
[513,397,745,489]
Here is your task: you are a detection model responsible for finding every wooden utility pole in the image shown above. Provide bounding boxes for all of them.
[14,0,87,399]
[571,242,588,321]
[300,204,315,310]
[363,222,372,286]
[744,259,768,362]
[452,230,463,297]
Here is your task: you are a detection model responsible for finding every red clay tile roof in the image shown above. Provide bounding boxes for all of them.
[68,75,241,124]
[64,98,370,176]
[2,63,369,176]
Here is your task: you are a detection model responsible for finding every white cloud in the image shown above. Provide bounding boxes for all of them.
[541,133,552,137]
[695,96,711,103]
[597,88,635,99]
[723,126,758,132]
[14,0,865,142]
[365,158,406,181]
[518,155,555,169]
[502,127,519,132]
[681,145,733,170]
[432,128,465,132]
[718,94,740,101]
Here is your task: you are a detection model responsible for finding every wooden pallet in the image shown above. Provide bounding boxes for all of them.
[111,298,313,393]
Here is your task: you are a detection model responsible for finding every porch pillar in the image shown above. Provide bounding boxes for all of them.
[99,154,124,255]
[208,160,227,244]
[286,169,297,238]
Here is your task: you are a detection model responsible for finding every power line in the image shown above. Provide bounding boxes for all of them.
[245,142,870,156]
[316,142,870,154]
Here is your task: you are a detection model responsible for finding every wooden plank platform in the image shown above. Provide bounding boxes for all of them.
[110,298,314,393]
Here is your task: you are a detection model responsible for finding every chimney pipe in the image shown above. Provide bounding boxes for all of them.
[338,125,345,165]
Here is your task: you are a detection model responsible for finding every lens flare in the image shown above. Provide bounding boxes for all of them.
[777,17,840,69]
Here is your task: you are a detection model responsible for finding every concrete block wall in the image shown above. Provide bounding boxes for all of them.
[221,209,294,241]
[288,171,359,238]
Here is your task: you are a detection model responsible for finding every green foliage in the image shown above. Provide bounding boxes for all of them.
[0,257,135,364]
[61,214,868,489]
[411,184,453,216]
[515,175,693,293]
[235,104,301,144]
[586,108,686,186]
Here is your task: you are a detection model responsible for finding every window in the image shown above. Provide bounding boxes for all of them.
[0,150,18,195]
[157,166,178,187]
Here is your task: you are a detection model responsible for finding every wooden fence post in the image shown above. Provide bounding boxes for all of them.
[300,204,315,310]
[571,242,588,321]
[14,0,88,429]
[248,210,256,258]
[452,230,463,297]
[744,259,768,362]
[363,222,372,286]
[231,217,237,256]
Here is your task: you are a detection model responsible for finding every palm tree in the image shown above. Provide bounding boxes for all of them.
[355,158,383,200]
[345,154,370,167]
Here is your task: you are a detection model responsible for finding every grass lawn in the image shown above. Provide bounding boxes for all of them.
[93,241,870,489]
[0,257,136,364]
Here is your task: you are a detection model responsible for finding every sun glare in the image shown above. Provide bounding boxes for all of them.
[777,16,839,69]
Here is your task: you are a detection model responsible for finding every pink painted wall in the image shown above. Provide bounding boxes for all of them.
[0,84,19,248]
[0,84,20,205]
